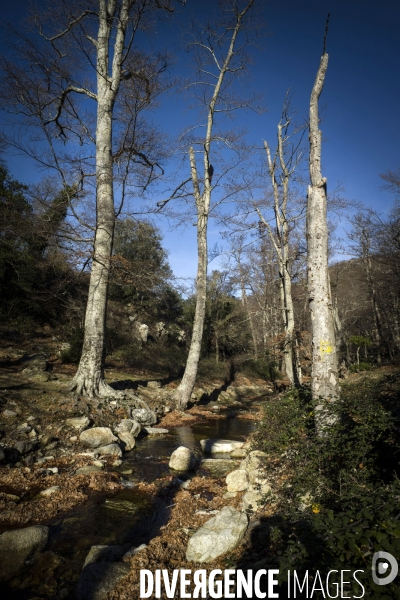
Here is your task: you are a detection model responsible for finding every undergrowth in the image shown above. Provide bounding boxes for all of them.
[254,372,400,598]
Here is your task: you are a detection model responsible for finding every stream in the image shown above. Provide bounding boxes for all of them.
[2,407,258,599]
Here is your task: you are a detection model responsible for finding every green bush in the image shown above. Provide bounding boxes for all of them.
[350,361,374,372]
[254,374,400,598]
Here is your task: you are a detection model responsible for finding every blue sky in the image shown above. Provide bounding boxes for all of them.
[1,0,399,280]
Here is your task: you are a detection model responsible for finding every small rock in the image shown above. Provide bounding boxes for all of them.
[70,436,78,442]
[97,443,122,457]
[14,440,34,455]
[40,486,60,497]
[117,431,135,451]
[74,465,103,475]
[186,506,248,563]
[115,419,141,438]
[223,492,238,499]
[28,429,37,439]
[65,416,90,432]
[3,409,17,417]
[121,469,133,475]
[130,407,157,426]
[200,439,244,453]
[92,460,104,468]
[80,427,117,449]
[169,446,196,472]
[226,469,249,492]
[27,416,36,422]
[143,427,169,435]
[0,525,49,582]
[242,489,263,512]
[112,459,122,467]
[230,448,247,458]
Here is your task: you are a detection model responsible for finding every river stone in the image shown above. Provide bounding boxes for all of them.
[0,525,49,582]
[40,486,60,497]
[240,450,268,472]
[66,416,90,432]
[115,419,141,438]
[74,465,103,475]
[96,443,122,457]
[80,427,117,448]
[3,409,17,417]
[130,407,157,426]
[186,506,248,563]
[200,439,244,453]
[117,431,135,451]
[143,427,169,435]
[14,440,34,455]
[230,448,247,458]
[82,545,125,569]
[169,446,196,472]
[226,469,249,492]
[242,489,263,511]
[76,562,131,600]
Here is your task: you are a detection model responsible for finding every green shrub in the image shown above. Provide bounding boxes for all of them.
[350,361,374,372]
[254,373,400,598]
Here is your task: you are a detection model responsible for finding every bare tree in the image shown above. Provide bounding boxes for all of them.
[255,100,306,385]
[307,20,339,424]
[0,0,181,397]
[166,0,261,410]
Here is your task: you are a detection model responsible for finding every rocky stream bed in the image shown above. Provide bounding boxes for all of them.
[0,349,279,599]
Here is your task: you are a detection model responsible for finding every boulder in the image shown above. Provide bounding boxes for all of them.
[137,323,149,343]
[117,431,135,452]
[186,506,248,563]
[39,486,60,497]
[200,439,244,454]
[226,469,249,492]
[115,419,141,438]
[0,525,49,582]
[169,446,196,472]
[76,562,131,600]
[80,427,117,448]
[96,443,122,457]
[3,409,17,417]
[240,450,267,472]
[66,416,90,432]
[230,448,247,459]
[130,407,157,426]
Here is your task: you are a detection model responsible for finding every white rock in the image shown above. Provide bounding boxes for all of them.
[96,443,122,457]
[200,439,244,453]
[80,427,117,448]
[117,431,136,451]
[65,416,90,431]
[241,489,263,512]
[40,486,60,497]
[186,506,248,563]
[226,469,249,492]
[169,446,196,472]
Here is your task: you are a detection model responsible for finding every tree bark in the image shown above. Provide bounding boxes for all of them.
[70,1,129,397]
[307,52,339,428]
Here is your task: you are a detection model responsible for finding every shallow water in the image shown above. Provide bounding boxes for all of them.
[1,408,257,598]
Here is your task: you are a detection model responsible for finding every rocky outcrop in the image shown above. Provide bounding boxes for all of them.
[186,506,248,563]
[0,525,49,582]
[130,407,157,426]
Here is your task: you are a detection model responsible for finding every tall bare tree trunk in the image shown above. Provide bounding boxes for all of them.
[307,48,339,427]
[70,1,128,397]
[173,1,254,410]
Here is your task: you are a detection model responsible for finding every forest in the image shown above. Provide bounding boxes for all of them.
[0,0,400,599]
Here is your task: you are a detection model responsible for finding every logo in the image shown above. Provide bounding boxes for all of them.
[372,551,398,586]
